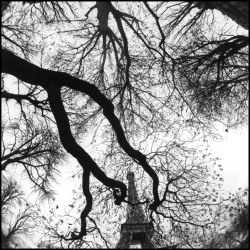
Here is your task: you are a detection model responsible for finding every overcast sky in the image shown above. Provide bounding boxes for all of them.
[5,118,248,201]
[2,3,248,248]
[209,125,248,193]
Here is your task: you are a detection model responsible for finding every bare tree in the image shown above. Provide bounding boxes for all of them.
[1,1,248,247]
[169,188,248,248]
[220,189,249,248]
[1,175,24,214]
[1,116,66,201]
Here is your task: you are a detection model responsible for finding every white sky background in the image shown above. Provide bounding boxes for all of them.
[55,127,249,202]
[1,2,249,248]
[6,124,248,200]
[2,122,248,248]
[209,126,248,193]
[2,3,248,198]
[51,6,249,201]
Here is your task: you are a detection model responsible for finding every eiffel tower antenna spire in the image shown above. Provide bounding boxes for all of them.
[116,172,154,249]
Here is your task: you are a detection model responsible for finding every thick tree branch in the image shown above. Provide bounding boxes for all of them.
[77,169,92,239]
[47,86,127,204]
[2,48,160,210]
[195,1,249,30]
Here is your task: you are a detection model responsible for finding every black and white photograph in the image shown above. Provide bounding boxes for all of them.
[1,2,248,249]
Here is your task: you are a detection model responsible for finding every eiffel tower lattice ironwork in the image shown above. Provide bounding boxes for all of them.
[116,172,154,249]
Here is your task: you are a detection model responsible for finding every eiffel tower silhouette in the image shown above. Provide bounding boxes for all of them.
[116,172,154,249]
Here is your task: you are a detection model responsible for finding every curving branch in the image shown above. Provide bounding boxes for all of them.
[47,85,127,203]
[72,169,92,239]
[2,48,160,210]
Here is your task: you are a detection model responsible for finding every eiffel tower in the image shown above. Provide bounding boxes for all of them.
[116,172,154,249]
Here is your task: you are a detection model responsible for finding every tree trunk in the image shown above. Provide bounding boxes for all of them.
[1,1,11,16]
[197,1,249,30]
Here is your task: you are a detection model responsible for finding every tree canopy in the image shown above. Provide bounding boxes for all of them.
[1,174,38,248]
[1,1,248,248]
